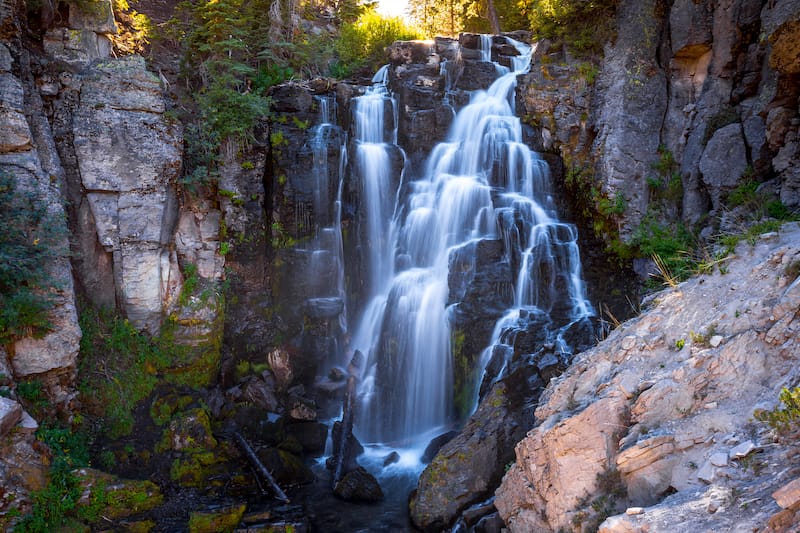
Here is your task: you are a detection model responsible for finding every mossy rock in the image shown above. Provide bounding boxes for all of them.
[74,468,164,521]
[170,451,226,488]
[98,519,156,532]
[277,434,303,455]
[157,408,217,453]
[188,504,246,533]
[149,393,194,426]
[258,448,315,485]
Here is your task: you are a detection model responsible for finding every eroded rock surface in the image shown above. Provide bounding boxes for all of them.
[496,223,800,532]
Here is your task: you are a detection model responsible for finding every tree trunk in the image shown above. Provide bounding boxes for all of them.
[486,0,500,34]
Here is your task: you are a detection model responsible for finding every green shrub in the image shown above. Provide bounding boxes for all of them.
[755,387,800,434]
[0,171,64,343]
[333,8,422,77]
[78,307,186,438]
[524,0,620,57]
[15,425,91,532]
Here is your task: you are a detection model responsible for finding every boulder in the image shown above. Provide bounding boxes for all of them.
[333,467,383,502]
[0,397,22,437]
[410,380,530,531]
[421,430,458,463]
[188,504,246,533]
[698,122,749,209]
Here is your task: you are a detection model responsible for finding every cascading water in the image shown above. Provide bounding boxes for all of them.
[348,35,594,451]
[303,96,348,360]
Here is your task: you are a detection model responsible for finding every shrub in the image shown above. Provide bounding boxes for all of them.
[755,387,800,434]
[523,0,620,57]
[0,171,65,343]
[333,8,422,77]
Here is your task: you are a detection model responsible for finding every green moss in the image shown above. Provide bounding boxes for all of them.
[150,393,194,426]
[188,505,246,533]
[170,451,223,487]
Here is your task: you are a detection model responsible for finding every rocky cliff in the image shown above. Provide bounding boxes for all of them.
[496,221,800,532]
[519,0,799,245]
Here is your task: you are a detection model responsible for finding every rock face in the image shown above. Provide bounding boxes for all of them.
[496,223,800,532]
[71,56,183,333]
[0,41,80,384]
[519,0,800,242]
[410,380,532,531]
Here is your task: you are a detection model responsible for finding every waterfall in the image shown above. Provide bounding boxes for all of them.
[348,36,593,448]
[305,95,348,351]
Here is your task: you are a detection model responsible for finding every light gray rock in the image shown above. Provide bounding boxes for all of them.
[67,0,117,34]
[0,397,22,437]
[699,123,749,209]
[496,223,800,532]
[729,440,756,460]
[709,452,728,467]
[43,28,112,67]
[72,57,183,332]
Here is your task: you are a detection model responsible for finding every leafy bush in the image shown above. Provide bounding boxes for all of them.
[0,171,64,343]
[522,0,620,57]
[78,307,185,438]
[15,425,91,532]
[333,8,422,77]
[755,387,800,434]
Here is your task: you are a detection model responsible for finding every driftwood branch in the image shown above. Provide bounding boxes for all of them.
[233,431,290,503]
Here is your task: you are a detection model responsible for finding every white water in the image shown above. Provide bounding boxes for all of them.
[306,96,348,341]
[345,37,592,461]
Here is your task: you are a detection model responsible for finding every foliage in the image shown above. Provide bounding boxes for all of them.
[110,0,152,54]
[333,8,422,77]
[407,0,526,36]
[647,145,682,205]
[14,425,91,532]
[519,0,620,57]
[0,171,64,344]
[631,214,697,284]
[77,307,187,438]
[755,387,800,435]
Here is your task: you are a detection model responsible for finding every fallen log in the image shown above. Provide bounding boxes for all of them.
[233,431,290,503]
[332,349,364,486]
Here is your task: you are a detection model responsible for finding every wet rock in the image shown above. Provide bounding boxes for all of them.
[285,421,328,455]
[411,380,530,531]
[259,448,315,485]
[474,512,504,533]
[455,61,499,91]
[382,451,400,466]
[333,466,384,502]
[327,420,363,473]
[421,430,458,464]
[188,504,246,533]
[241,376,280,412]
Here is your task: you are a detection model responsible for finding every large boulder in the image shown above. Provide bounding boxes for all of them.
[410,379,531,532]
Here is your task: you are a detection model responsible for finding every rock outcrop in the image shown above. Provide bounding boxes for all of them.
[496,222,800,531]
[519,0,800,242]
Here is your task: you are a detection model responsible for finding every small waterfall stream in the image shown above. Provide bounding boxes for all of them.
[347,36,594,452]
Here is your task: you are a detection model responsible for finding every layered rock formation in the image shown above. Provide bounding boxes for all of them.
[496,222,800,531]
[519,0,800,241]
